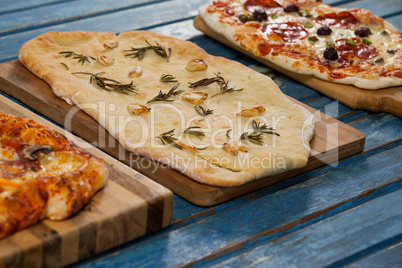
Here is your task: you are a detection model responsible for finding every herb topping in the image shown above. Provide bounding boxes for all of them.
[157,129,183,150]
[72,72,137,94]
[188,72,243,98]
[160,74,178,83]
[195,105,213,116]
[252,120,280,136]
[124,40,171,62]
[147,83,184,103]
[183,126,205,139]
[59,51,96,65]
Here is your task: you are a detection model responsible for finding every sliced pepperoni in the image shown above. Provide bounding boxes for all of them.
[245,0,283,14]
[212,1,235,16]
[257,43,284,56]
[315,11,359,29]
[381,70,402,78]
[262,22,308,43]
[258,43,272,55]
[335,38,378,60]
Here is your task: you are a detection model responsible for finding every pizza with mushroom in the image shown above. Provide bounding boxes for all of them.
[199,0,402,89]
[0,112,108,239]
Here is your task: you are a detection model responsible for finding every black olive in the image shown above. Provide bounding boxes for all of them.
[354,27,372,37]
[387,49,395,54]
[323,47,339,61]
[253,9,268,22]
[317,26,332,36]
[374,57,384,64]
[284,4,299,13]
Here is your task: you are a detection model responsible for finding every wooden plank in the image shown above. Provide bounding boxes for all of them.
[304,96,354,119]
[0,94,173,267]
[0,0,160,35]
[0,0,205,61]
[0,59,365,206]
[0,0,67,14]
[152,20,204,43]
[193,16,402,118]
[7,230,43,268]
[207,189,402,268]
[350,113,402,150]
[77,146,401,267]
[344,241,402,268]
[341,0,402,17]
[386,14,402,28]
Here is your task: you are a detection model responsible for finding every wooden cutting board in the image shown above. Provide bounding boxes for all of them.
[0,94,173,268]
[193,16,402,118]
[0,60,365,206]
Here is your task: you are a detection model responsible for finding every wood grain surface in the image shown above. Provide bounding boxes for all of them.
[193,16,402,118]
[0,94,173,268]
[0,0,401,267]
[0,60,365,206]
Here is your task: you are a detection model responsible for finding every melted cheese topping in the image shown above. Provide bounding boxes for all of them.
[0,150,87,198]
[226,0,401,71]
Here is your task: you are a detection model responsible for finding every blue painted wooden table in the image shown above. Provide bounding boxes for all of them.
[0,0,401,267]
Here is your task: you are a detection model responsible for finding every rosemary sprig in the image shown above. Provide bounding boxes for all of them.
[188,72,225,88]
[147,83,184,103]
[184,126,205,139]
[124,40,171,62]
[60,63,69,70]
[59,51,96,65]
[157,129,183,150]
[160,74,178,83]
[240,131,264,146]
[188,72,243,98]
[72,72,137,94]
[252,120,280,136]
[194,105,213,116]
[158,130,239,172]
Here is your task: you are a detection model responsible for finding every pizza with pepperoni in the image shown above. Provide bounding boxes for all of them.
[199,0,402,89]
[0,112,108,239]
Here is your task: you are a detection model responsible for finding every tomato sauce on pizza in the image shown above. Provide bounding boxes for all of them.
[200,0,402,89]
[0,112,108,239]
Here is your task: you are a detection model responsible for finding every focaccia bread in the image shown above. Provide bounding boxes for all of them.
[0,112,108,239]
[18,30,314,187]
[199,0,402,89]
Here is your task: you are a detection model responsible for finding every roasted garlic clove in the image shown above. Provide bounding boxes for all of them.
[127,103,151,115]
[185,59,208,72]
[97,55,115,66]
[182,92,208,105]
[237,106,266,117]
[255,106,266,113]
[222,143,249,156]
[104,42,119,50]
[129,66,143,78]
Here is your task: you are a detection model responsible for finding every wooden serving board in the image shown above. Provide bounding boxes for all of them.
[0,94,173,268]
[0,60,365,206]
[193,16,402,118]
